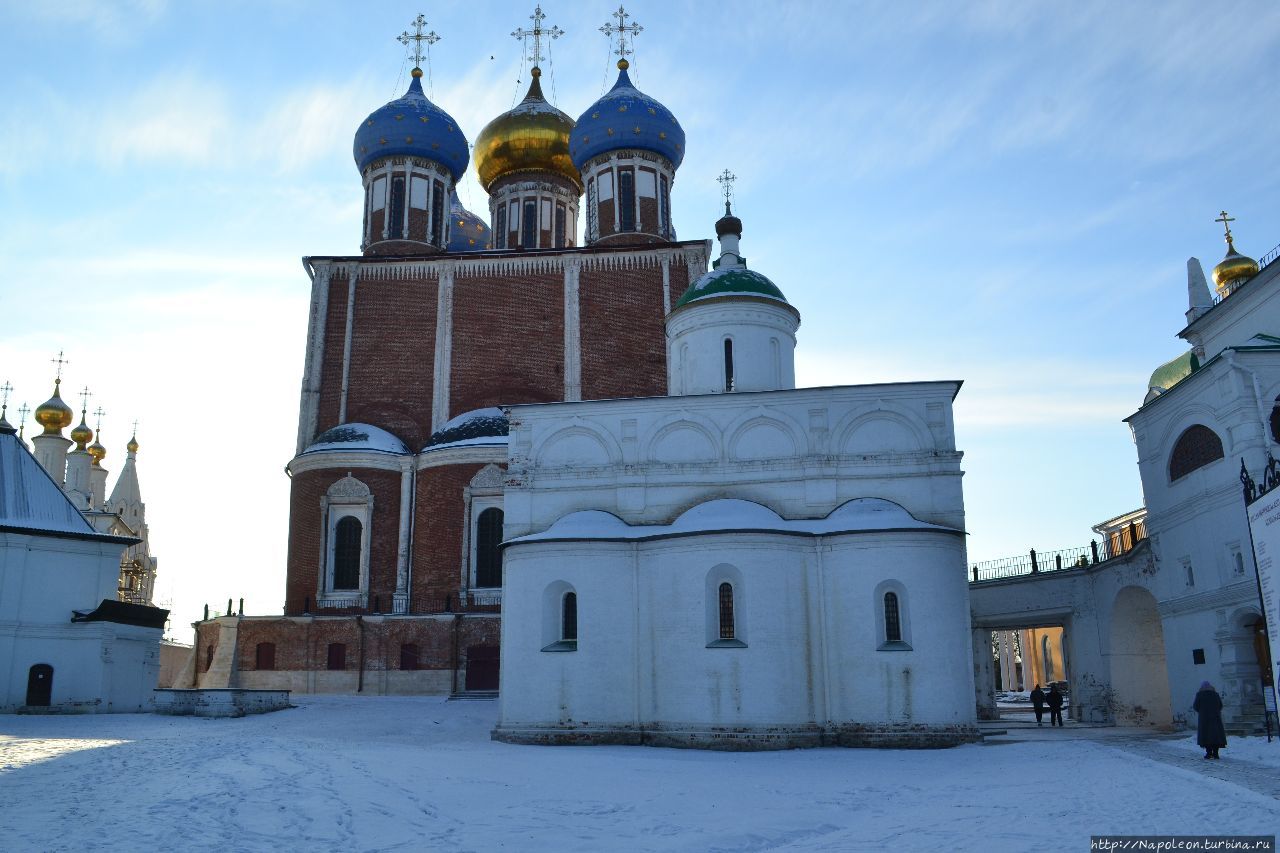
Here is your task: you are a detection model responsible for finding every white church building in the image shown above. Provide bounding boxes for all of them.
[494,207,981,749]
[0,409,166,713]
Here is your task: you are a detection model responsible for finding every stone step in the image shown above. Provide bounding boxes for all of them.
[448,691,498,701]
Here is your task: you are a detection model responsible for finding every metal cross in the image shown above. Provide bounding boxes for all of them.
[1216,210,1236,243]
[717,169,737,213]
[0,381,11,411]
[512,5,563,67]
[398,14,440,70]
[600,5,642,61]
[50,350,69,381]
[94,405,107,432]
[17,403,29,437]
[132,419,139,436]
[79,385,92,414]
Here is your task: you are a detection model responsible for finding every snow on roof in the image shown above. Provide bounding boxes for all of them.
[303,423,410,455]
[422,408,509,452]
[507,498,960,545]
[0,430,97,536]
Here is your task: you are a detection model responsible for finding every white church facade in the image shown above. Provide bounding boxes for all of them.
[495,207,981,749]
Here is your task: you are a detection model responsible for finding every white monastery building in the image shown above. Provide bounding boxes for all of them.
[495,204,981,749]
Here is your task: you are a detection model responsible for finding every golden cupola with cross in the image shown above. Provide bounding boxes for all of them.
[1211,211,1260,299]
[474,7,581,250]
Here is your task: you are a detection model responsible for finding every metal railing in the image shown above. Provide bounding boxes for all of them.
[970,520,1146,583]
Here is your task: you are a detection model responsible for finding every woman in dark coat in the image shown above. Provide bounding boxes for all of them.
[1192,681,1227,759]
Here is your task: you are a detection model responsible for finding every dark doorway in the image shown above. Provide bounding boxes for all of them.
[327,643,346,671]
[464,645,499,691]
[26,664,53,707]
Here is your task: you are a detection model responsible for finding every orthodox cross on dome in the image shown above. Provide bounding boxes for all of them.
[50,350,69,381]
[17,403,30,437]
[398,13,440,70]
[78,385,93,416]
[1216,210,1237,246]
[600,5,642,64]
[717,169,737,214]
[512,5,563,68]
[0,380,12,411]
[94,405,107,432]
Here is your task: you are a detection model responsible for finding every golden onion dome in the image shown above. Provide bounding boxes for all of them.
[1212,238,1259,299]
[88,438,107,465]
[34,379,74,434]
[70,415,93,449]
[127,434,139,454]
[474,68,581,191]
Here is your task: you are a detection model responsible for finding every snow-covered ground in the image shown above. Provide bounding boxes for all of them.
[2,696,1278,852]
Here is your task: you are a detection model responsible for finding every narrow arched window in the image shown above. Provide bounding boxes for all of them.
[333,517,362,590]
[430,179,445,246]
[724,339,735,392]
[884,592,902,643]
[495,203,507,249]
[475,508,504,588]
[659,174,671,238]
[562,592,578,642]
[555,203,567,248]
[586,177,597,239]
[327,643,346,671]
[400,643,420,671]
[1168,424,1224,481]
[521,198,537,247]
[256,642,276,671]
[388,176,406,239]
[619,168,635,231]
[718,582,735,640]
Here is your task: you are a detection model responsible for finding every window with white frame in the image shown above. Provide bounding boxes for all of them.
[541,580,578,651]
[874,580,911,650]
[320,475,373,603]
[705,565,746,647]
[474,506,504,589]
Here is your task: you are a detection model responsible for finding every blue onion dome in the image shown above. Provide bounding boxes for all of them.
[353,68,469,180]
[448,191,491,252]
[570,60,685,172]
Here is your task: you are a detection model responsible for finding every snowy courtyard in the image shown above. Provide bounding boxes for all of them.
[1,696,1278,852]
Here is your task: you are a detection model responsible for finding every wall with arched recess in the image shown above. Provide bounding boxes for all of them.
[1108,586,1173,726]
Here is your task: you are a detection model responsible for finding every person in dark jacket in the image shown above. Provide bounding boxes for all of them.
[1193,681,1227,759]
[1047,684,1065,726]
[1030,685,1046,726]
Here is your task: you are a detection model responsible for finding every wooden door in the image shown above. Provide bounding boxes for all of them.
[464,645,499,691]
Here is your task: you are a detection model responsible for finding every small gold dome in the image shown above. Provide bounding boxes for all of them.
[127,434,139,454]
[474,68,581,191]
[34,379,74,434]
[88,438,107,465]
[1212,239,1260,298]
[70,416,93,449]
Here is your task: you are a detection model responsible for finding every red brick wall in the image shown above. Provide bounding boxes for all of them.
[579,261,672,400]
[346,277,438,449]
[411,462,484,611]
[284,467,403,615]
[229,614,499,679]
[448,272,564,416]
[316,274,349,439]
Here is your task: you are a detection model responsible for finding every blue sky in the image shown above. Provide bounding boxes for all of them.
[2,1,1278,635]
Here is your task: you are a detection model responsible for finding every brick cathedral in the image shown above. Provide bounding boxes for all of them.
[188,11,711,693]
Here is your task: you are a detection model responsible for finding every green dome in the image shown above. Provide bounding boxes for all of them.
[674,262,789,309]
[1147,350,1199,399]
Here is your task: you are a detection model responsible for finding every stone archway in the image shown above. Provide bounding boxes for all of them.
[1108,586,1172,726]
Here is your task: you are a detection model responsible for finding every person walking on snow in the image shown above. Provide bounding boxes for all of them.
[1193,681,1227,759]
[1047,684,1065,727]
[1030,684,1046,726]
